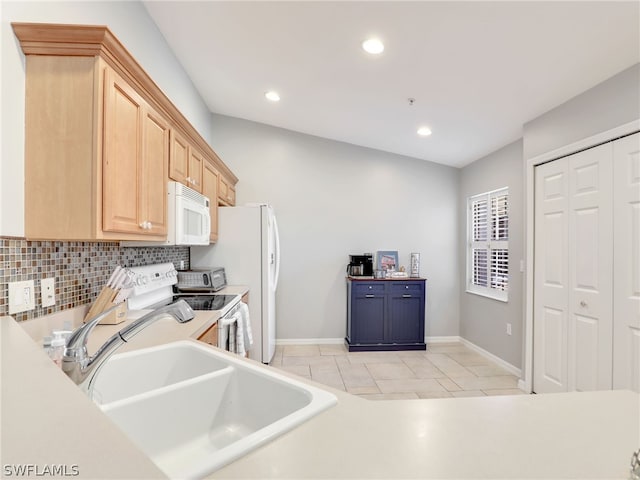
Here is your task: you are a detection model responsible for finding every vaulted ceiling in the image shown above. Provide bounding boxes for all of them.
[144,1,640,167]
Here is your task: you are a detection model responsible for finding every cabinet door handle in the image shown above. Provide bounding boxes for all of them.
[402,294,412,298]
[365,294,375,298]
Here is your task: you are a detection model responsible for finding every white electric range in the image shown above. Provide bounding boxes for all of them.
[126,263,241,323]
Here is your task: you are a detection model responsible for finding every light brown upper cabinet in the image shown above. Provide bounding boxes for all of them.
[13,22,238,241]
[188,147,204,193]
[169,129,204,193]
[202,161,219,243]
[102,67,168,236]
[218,174,237,206]
[19,52,168,241]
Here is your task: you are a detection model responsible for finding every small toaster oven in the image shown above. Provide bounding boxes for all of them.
[176,267,227,291]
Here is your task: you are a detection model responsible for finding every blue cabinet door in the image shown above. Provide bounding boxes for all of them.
[388,295,423,344]
[388,281,425,344]
[351,293,386,344]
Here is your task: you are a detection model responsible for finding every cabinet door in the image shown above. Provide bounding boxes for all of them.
[102,67,143,233]
[202,161,219,243]
[218,174,229,204]
[140,105,169,235]
[188,147,204,192]
[388,295,423,344]
[169,129,189,185]
[198,322,218,347]
[351,288,386,344]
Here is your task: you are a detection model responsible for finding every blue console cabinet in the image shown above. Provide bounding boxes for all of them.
[346,278,426,351]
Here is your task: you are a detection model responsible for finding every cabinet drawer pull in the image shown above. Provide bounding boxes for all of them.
[402,294,412,298]
[365,294,375,298]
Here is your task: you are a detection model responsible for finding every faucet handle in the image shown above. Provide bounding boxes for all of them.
[65,304,123,356]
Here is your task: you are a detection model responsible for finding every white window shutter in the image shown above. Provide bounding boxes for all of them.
[467,188,509,301]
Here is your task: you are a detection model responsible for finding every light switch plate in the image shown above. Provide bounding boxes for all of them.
[8,280,36,314]
[41,277,56,307]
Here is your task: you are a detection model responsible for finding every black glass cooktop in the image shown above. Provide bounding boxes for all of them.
[172,294,238,311]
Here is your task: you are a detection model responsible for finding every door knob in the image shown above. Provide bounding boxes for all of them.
[580,301,587,308]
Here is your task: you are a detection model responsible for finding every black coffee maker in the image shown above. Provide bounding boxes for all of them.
[347,254,374,276]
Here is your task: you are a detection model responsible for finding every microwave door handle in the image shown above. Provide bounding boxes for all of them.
[204,206,211,239]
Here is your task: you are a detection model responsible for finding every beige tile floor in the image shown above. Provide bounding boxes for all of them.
[268,342,525,400]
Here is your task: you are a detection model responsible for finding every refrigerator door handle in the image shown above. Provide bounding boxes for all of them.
[273,214,281,290]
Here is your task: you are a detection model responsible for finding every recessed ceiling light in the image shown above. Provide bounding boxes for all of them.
[417,126,432,137]
[362,38,384,55]
[265,91,280,102]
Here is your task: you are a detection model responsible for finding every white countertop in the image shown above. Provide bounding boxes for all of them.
[2,303,639,479]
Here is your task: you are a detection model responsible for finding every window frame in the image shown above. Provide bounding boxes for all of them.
[466,187,509,302]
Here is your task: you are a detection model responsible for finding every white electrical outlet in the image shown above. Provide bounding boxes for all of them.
[506,323,512,336]
[41,277,56,307]
[8,280,36,314]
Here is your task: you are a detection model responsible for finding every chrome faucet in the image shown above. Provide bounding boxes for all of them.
[62,300,195,396]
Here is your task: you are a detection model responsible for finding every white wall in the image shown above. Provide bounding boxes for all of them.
[210,114,460,340]
[0,1,212,236]
[458,140,524,368]
[520,62,640,388]
[523,63,640,160]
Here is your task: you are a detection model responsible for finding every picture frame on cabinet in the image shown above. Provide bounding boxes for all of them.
[376,250,399,272]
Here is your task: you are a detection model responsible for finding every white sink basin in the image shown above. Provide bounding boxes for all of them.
[95,341,337,479]
[92,341,229,404]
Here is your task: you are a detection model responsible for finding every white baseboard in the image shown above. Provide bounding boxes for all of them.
[425,335,461,344]
[517,379,529,393]
[276,338,345,346]
[458,337,522,379]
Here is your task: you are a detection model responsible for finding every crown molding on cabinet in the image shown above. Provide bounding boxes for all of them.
[12,22,237,185]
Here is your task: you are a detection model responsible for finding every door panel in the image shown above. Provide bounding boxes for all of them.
[630,328,640,392]
[102,68,142,233]
[541,307,565,387]
[534,141,613,393]
[534,159,569,393]
[141,106,168,235]
[352,296,385,344]
[388,296,422,344]
[573,314,599,391]
[613,132,640,391]
[169,129,189,184]
[567,142,613,391]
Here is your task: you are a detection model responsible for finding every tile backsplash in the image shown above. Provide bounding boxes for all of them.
[0,237,190,321]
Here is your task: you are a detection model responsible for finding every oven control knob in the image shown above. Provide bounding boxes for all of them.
[135,276,147,286]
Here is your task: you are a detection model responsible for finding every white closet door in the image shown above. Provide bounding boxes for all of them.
[534,142,614,393]
[567,142,613,391]
[613,132,640,392]
[534,158,570,393]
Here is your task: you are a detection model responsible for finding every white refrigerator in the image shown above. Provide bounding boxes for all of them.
[191,204,280,363]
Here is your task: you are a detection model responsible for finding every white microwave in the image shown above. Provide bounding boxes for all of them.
[123,181,211,246]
